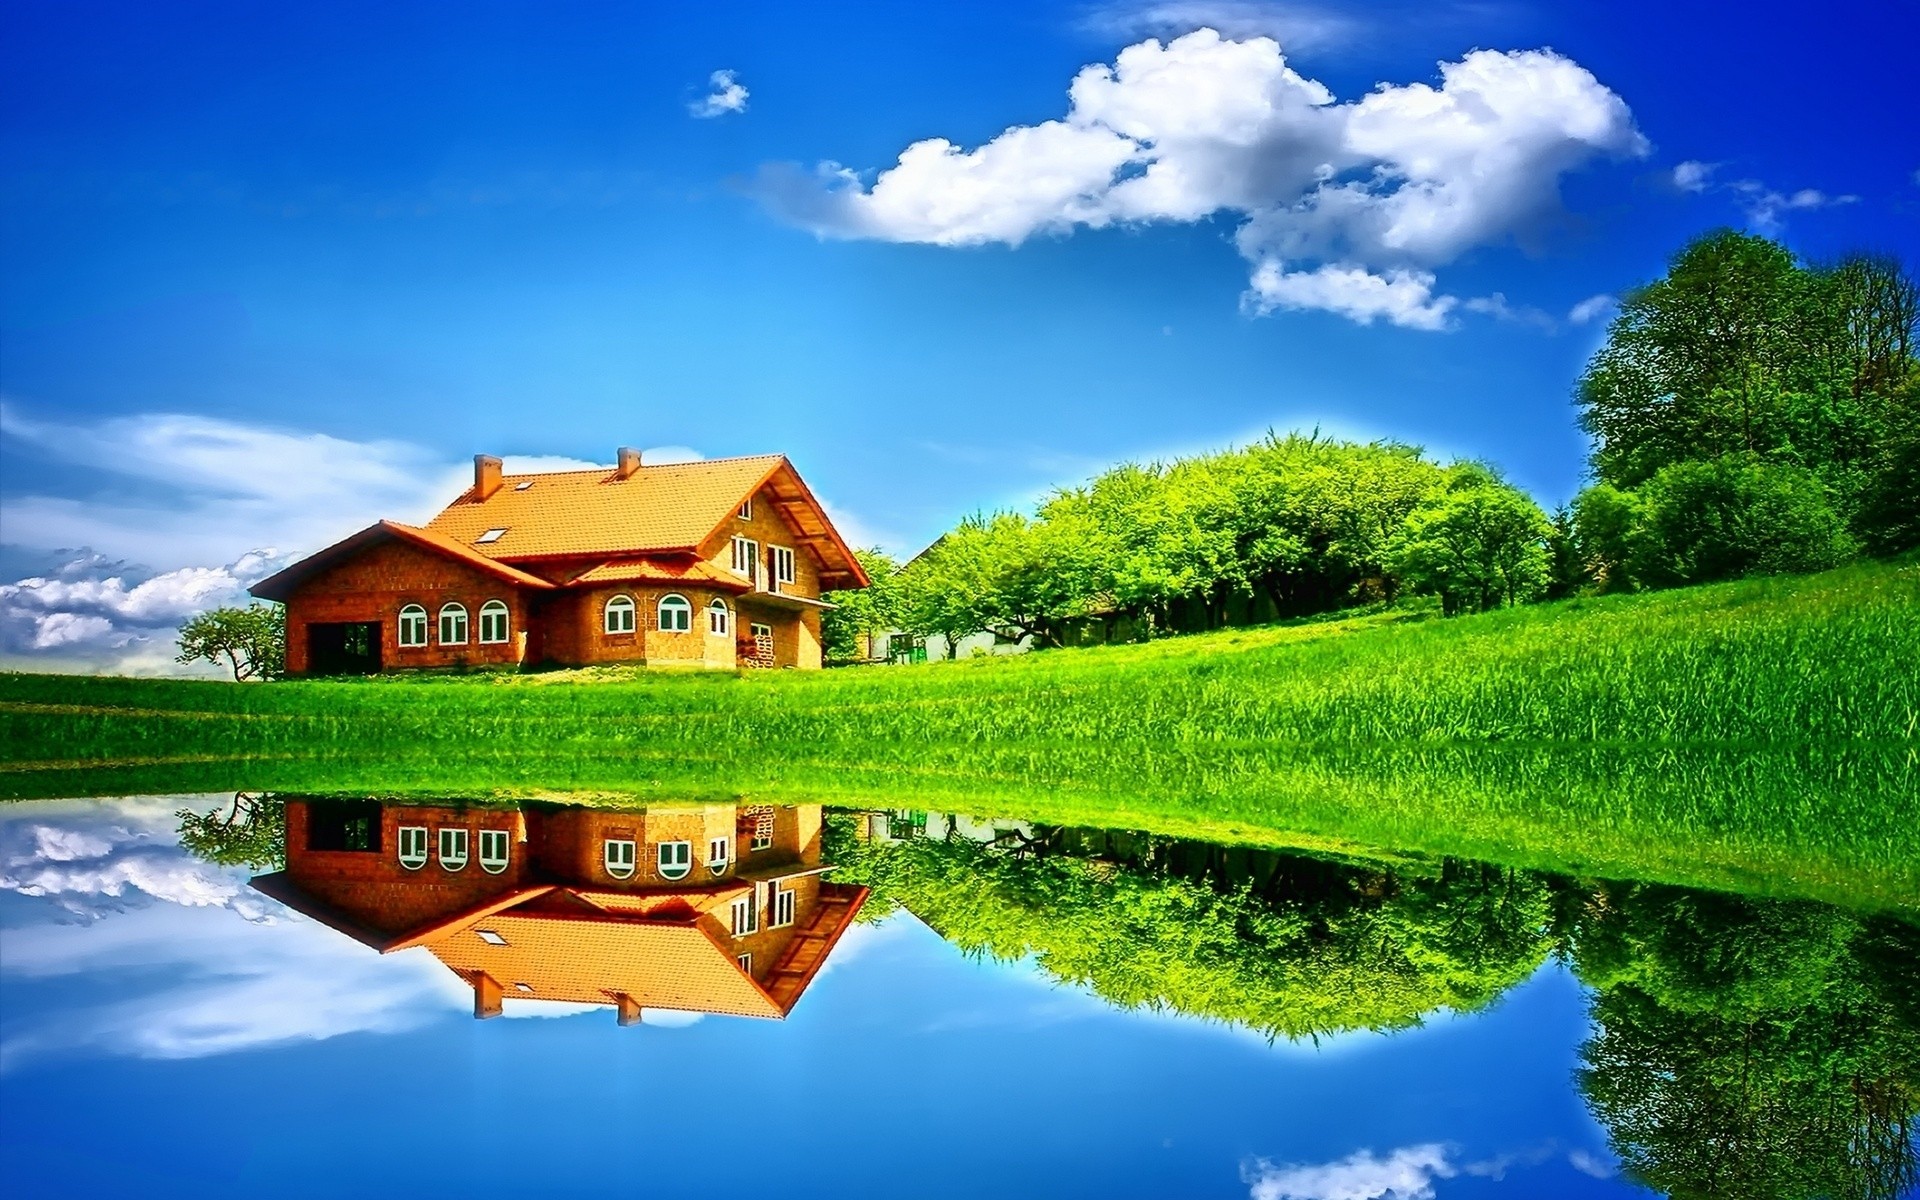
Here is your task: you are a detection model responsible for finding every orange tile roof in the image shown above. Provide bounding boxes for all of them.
[249,520,559,603]
[426,913,783,1019]
[426,456,784,559]
[567,557,752,590]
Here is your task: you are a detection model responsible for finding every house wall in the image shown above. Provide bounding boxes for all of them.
[282,541,533,675]
[551,583,747,669]
[697,487,825,599]
[283,802,529,935]
[530,805,744,889]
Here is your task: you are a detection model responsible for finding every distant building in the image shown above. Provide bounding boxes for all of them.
[250,449,868,675]
[253,799,867,1022]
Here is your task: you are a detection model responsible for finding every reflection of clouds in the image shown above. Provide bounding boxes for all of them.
[1245,1144,1455,1200]
[0,798,465,1071]
[0,794,271,920]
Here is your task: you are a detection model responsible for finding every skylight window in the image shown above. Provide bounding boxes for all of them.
[513,480,534,491]
[476,929,507,946]
[513,982,534,993]
[476,528,508,544]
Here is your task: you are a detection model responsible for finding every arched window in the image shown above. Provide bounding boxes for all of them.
[438,603,469,645]
[657,840,692,880]
[604,594,636,635]
[706,598,731,636]
[604,838,636,879]
[398,605,428,648]
[397,826,428,869]
[438,828,469,871]
[478,600,510,644]
[657,594,692,633]
[478,829,510,874]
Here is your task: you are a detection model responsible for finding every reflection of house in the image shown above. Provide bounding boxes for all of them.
[252,799,867,1022]
[856,810,1034,845]
[250,450,868,675]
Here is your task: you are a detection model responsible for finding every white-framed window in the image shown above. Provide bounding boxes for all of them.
[478,600,510,644]
[604,594,637,635]
[770,545,796,592]
[438,603,469,646]
[397,825,429,869]
[707,836,731,872]
[772,885,796,928]
[730,895,759,937]
[398,605,428,648]
[737,497,752,521]
[438,827,469,871]
[657,840,691,880]
[750,830,773,852]
[707,599,731,636]
[478,828,510,874]
[476,929,507,946]
[657,594,692,633]
[604,838,636,879]
[736,953,752,973]
[730,536,759,585]
[476,527,507,544]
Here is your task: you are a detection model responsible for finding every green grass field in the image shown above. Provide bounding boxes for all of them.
[3,559,1916,912]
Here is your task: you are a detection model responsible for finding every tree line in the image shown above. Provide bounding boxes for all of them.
[824,230,1919,661]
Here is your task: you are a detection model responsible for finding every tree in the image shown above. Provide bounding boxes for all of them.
[1387,465,1552,615]
[176,793,286,869]
[1570,483,1644,591]
[821,549,904,664]
[176,604,285,681]
[1627,454,1855,588]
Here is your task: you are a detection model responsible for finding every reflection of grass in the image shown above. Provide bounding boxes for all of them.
[3,559,1916,911]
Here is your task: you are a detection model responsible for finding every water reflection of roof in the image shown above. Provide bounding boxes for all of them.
[252,873,867,1021]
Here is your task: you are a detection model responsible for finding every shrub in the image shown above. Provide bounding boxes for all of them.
[1628,455,1855,588]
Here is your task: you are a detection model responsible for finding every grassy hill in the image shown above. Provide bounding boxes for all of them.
[3,558,1916,911]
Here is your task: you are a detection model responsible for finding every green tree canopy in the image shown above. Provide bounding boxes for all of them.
[176,604,285,681]
[1387,464,1553,614]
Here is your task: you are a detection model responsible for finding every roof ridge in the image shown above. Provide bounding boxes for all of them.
[498,453,786,480]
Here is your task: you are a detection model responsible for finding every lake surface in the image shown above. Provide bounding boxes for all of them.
[1,794,1914,1199]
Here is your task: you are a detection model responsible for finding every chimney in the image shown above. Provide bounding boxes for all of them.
[614,993,643,1026]
[472,972,504,1020]
[615,446,642,479]
[474,454,504,500]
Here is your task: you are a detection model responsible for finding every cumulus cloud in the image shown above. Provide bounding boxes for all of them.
[0,798,467,1069]
[690,69,749,118]
[1669,160,1858,233]
[1245,1144,1456,1200]
[757,30,1645,328]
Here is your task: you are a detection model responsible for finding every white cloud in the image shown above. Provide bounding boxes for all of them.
[0,405,633,672]
[759,30,1645,329]
[1727,179,1857,234]
[0,798,469,1070]
[1567,293,1615,325]
[1245,1144,1456,1200]
[1246,262,1456,329]
[1671,159,1716,193]
[690,69,749,118]
[1567,1148,1615,1179]
[1667,162,1858,234]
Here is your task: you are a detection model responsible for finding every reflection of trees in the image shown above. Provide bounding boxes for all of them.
[1570,883,1919,1200]
[825,817,1556,1039]
[176,793,286,870]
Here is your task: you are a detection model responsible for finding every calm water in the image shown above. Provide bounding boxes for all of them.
[1,795,1914,1200]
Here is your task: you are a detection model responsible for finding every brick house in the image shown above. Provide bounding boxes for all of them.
[249,449,869,675]
[252,798,868,1022]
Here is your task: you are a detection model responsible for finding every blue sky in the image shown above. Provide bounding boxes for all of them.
[0,798,1637,1200]
[3,0,1917,670]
